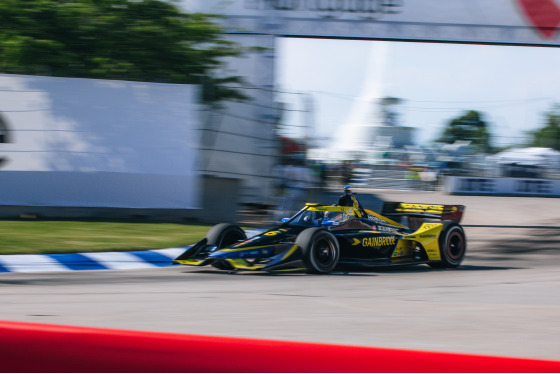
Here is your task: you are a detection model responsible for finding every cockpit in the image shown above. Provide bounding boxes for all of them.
[284,206,355,228]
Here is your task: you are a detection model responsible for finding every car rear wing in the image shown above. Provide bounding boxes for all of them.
[381,202,465,224]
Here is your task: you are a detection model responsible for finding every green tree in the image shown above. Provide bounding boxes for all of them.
[529,104,560,151]
[437,110,492,153]
[0,0,247,104]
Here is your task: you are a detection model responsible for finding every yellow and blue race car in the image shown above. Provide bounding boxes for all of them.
[174,200,466,274]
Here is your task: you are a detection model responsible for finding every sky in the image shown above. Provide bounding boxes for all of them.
[275,38,560,148]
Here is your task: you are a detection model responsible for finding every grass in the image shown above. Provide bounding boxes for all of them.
[0,219,215,255]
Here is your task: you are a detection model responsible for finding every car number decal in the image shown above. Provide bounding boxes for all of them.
[264,228,288,236]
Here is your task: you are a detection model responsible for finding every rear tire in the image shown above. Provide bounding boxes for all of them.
[296,228,340,274]
[206,223,247,249]
[430,222,466,268]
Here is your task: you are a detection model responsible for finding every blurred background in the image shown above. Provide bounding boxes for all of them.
[0,0,559,225]
[2,1,560,362]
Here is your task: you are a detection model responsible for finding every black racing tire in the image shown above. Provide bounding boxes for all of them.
[296,228,340,274]
[206,223,247,249]
[430,222,466,268]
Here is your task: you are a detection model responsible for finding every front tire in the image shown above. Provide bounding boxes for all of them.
[296,228,340,274]
[206,223,247,249]
[430,222,466,268]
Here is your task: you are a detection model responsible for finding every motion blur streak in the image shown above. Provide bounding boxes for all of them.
[1,320,559,373]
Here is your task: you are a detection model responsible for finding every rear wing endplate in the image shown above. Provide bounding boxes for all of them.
[381,202,465,223]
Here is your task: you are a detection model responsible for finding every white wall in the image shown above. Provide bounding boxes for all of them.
[0,74,202,209]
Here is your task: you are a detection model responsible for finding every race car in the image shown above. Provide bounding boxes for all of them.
[173,200,466,274]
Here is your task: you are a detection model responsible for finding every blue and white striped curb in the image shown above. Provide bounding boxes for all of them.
[0,229,263,273]
[0,247,187,273]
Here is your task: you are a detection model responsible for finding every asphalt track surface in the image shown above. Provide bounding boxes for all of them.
[1,191,559,361]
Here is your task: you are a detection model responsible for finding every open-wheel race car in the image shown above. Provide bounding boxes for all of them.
[174,196,466,274]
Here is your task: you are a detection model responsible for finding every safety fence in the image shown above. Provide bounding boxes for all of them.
[1,320,559,372]
[444,176,560,196]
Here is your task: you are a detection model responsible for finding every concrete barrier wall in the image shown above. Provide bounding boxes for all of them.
[0,171,200,209]
[1,320,559,372]
[444,176,560,197]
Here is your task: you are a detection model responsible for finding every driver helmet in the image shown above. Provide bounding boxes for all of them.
[344,185,352,195]
[323,211,331,221]
[324,211,341,222]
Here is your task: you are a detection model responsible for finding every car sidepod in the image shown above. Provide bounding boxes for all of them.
[397,221,467,267]
[400,222,444,262]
